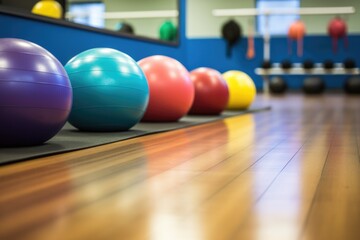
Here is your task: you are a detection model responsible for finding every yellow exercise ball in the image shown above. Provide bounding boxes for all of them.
[222,70,256,110]
[32,0,63,19]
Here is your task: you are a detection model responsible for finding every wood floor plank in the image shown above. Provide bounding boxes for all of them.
[301,120,360,240]
[0,94,359,240]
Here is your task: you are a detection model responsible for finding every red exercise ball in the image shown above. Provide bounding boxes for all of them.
[138,55,194,122]
[189,67,229,115]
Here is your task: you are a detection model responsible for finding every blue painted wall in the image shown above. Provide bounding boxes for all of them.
[0,13,186,64]
[0,0,359,90]
[0,0,188,65]
[187,35,360,89]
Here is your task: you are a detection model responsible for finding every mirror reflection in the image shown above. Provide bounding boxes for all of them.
[0,0,179,43]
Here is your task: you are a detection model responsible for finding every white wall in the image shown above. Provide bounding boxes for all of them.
[186,0,254,38]
[301,0,360,34]
[186,0,360,38]
[104,0,177,39]
[67,0,178,39]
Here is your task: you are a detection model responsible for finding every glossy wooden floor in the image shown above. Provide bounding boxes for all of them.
[0,94,359,240]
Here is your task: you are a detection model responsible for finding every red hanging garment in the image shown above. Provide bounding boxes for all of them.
[328,17,348,53]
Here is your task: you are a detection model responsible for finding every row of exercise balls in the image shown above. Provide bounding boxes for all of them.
[68,53,256,124]
[190,69,256,114]
[0,38,256,147]
[269,76,360,94]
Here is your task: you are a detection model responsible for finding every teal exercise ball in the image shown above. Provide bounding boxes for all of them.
[65,48,149,131]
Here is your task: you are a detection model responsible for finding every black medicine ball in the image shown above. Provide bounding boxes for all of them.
[323,60,334,70]
[281,60,292,70]
[344,76,360,94]
[221,19,242,57]
[269,77,287,94]
[261,60,272,69]
[343,58,356,69]
[303,77,325,94]
[302,60,315,69]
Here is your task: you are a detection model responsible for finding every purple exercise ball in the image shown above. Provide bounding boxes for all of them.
[0,38,72,147]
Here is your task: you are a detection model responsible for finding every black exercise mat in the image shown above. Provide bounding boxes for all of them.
[0,106,270,165]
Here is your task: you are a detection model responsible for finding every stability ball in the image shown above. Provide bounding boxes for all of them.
[189,67,229,115]
[32,0,63,19]
[0,38,72,147]
[65,48,149,131]
[303,77,325,94]
[138,55,194,122]
[222,70,256,110]
[344,76,360,94]
[269,77,287,94]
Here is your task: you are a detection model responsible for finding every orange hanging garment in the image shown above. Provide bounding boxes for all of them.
[246,19,255,59]
[288,20,306,57]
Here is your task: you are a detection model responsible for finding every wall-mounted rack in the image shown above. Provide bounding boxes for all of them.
[212,6,355,60]
[255,63,360,93]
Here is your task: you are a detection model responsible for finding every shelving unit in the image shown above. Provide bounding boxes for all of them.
[255,63,360,93]
[256,67,360,75]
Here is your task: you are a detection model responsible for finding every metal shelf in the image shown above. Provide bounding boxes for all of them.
[255,67,360,75]
[254,63,360,94]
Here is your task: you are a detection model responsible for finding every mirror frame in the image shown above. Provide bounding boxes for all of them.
[0,0,180,47]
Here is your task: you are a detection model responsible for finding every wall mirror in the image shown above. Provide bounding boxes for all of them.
[0,0,179,44]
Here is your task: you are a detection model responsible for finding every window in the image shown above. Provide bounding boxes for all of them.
[68,1,105,28]
[257,0,300,35]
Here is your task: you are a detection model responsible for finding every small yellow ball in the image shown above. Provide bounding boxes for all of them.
[223,70,256,110]
[32,0,63,19]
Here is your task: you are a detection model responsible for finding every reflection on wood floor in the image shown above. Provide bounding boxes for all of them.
[0,93,359,240]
